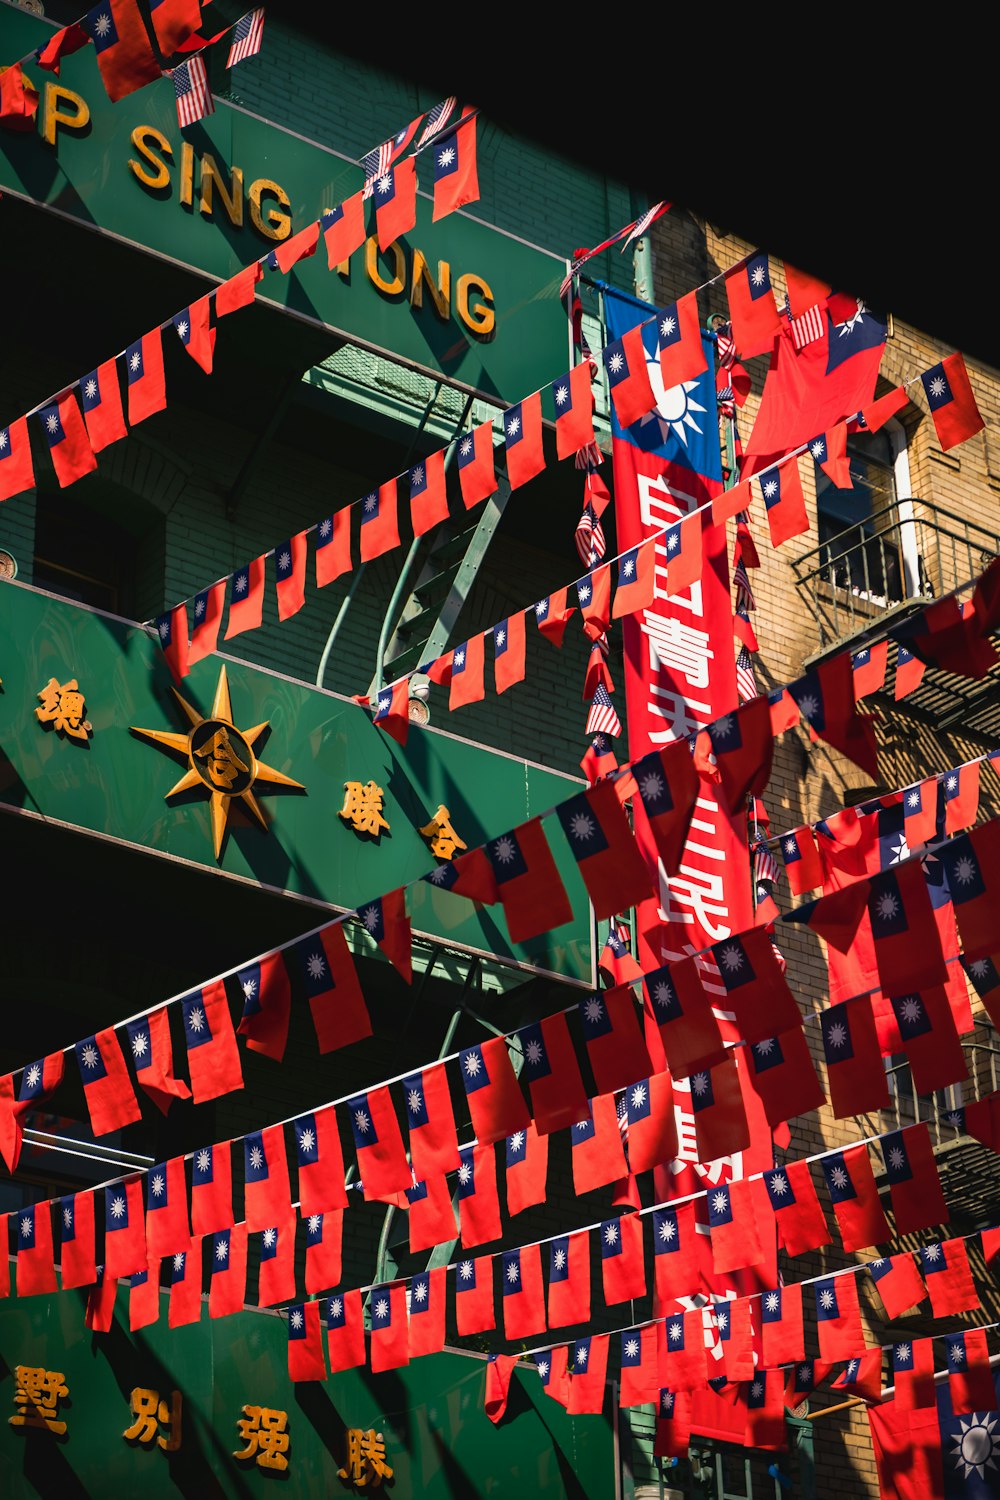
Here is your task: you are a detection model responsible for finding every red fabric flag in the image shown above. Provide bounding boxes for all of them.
[947,1329,995,1415]
[406,1267,446,1358]
[488,610,526,694]
[501,1243,546,1339]
[458,1035,529,1145]
[293,1105,348,1217]
[661,1309,708,1392]
[861,384,909,433]
[654,1388,692,1459]
[556,781,654,921]
[889,987,967,1095]
[455,1254,495,1335]
[408,450,448,536]
[287,1299,327,1382]
[355,889,411,982]
[707,1178,762,1275]
[571,1092,628,1194]
[760,1283,804,1368]
[632,741,699,877]
[149,0,201,55]
[579,983,653,1095]
[940,821,1000,962]
[620,1325,660,1407]
[784,1359,832,1409]
[75,1027,142,1136]
[919,1237,978,1316]
[323,192,366,268]
[643,958,725,1079]
[371,679,409,745]
[814,422,852,488]
[814,1273,864,1362]
[820,996,889,1117]
[402,1064,460,1179]
[153,602,189,683]
[547,1229,591,1328]
[129,1264,160,1332]
[575,563,612,642]
[215,261,262,318]
[662,511,704,598]
[257,1217,296,1307]
[456,421,497,508]
[503,391,544,489]
[910,595,998,679]
[82,0,160,101]
[890,1336,936,1411]
[124,329,166,426]
[880,1124,949,1235]
[943,760,980,835]
[600,1212,646,1304]
[274,530,308,620]
[236,951,292,1063]
[243,1125,291,1233]
[710,928,800,1043]
[448,633,486,710]
[38,22,92,74]
[187,579,225,666]
[852,640,889,700]
[821,1145,890,1253]
[182,980,243,1103]
[190,1140,233,1237]
[0,62,39,131]
[303,1208,343,1294]
[144,1156,190,1259]
[457,1143,501,1247]
[58,1190,97,1290]
[0,416,34,503]
[701,696,774,814]
[80,359,126,454]
[612,538,656,620]
[324,1287,367,1371]
[712,1296,754,1380]
[39,392,97,487]
[0,1074,19,1176]
[625,1071,678,1174]
[405,1174,457,1254]
[224,556,266,639]
[603,322,656,426]
[832,1348,883,1403]
[868,862,948,995]
[790,655,879,779]
[921,352,984,451]
[784,264,832,317]
[746,1026,825,1128]
[358,479,400,562]
[567,1333,610,1415]
[690,1053,750,1162]
[484,1353,518,1424]
[85,1267,118,1332]
[552,362,596,459]
[505,1121,548,1215]
[744,1369,788,1450]
[174,295,216,375]
[315,509,352,589]
[779,825,824,897]
[598,921,644,987]
[764,1157,831,1257]
[902,776,939,848]
[657,290,707,388]
[346,1085,410,1197]
[104,1177,147,1280]
[208,1223,247,1318]
[374,157,417,248]
[868,1251,927,1320]
[431,110,478,220]
[516,1011,588,1134]
[288,921,372,1054]
[534,586,575,647]
[272,220,320,274]
[168,1242,201,1328]
[760,457,811,549]
[15,1202,57,1296]
[483,817,574,945]
[725,253,782,358]
[652,1203,702,1306]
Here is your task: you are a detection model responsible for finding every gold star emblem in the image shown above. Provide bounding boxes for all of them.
[130,665,304,858]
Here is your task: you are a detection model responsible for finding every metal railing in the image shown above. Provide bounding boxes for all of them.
[792,499,1000,651]
[883,1019,1000,1147]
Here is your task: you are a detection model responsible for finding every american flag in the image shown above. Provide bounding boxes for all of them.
[621,200,670,252]
[615,1090,630,1148]
[226,9,264,69]
[173,57,214,128]
[574,502,606,567]
[417,97,457,147]
[788,300,825,352]
[752,835,779,886]
[585,683,622,737]
[734,558,755,612]
[361,138,395,199]
[735,645,758,702]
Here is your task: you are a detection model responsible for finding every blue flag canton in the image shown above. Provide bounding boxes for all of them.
[653,1208,681,1256]
[58,1196,76,1245]
[814,1278,841,1321]
[231,564,252,599]
[17,1204,37,1251]
[126,1018,151,1074]
[821,1004,855,1064]
[459,1045,492,1095]
[356,897,387,943]
[259,1224,281,1262]
[580,990,618,1043]
[322,202,346,234]
[941,833,986,906]
[326,1292,346,1328]
[489,616,512,660]
[288,1302,308,1340]
[549,1237,570,1282]
[868,870,910,937]
[626,1077,654,1124]
[664,1314,687,1352]
[501,1248,522,1294]
[169,1249,188,1284]
[80,369,106,414]
[505,1127,529,1168]
[892,1340,915,1373]
[124,339,145,385]
[944,1333,966,1367]
[456,1257,478,1291]
[881,1130,914,1184]
[373,166,401,206]
[918,1241,949,1277]
[211,1229,231,1272]
[621,1329,644,1366]
[551,371,577,418]
[84,5,121,53]
[890,992,933,1041]
[808,432,829,466]
[38,403,67,449]
[534,1350,552,1386]
[146,1162,171,1212]
[963,954,1000,998]
[517,1022,552,1083]
[571,1337,591,1374]
[713,936,756,994]
[451,641,472,681]
[404,1179,428,1209]
[305,1212,326,1247]
[750,1035,785,1074]
[760,468,783,513]
[105,1184,130,1232]
[192,1144,215,1185]
[602,337,634,391]
[75,1035,109,1083]
[789,672,827,733]
[764,1168,797,1212]
[456,1146,477,1199]
[825,303,887,375]
[432,133,461,184]
[760,1288,784,1325]
[275,540,297,581]
[921,362,956,412]
[867,1257,893,1284]
[744,252,772,302]
[571,1109,596,1146]
[821,1152,858,1204]
[575,573,596,612]
[616,547,642,589]
[293,935,333,997]
[347,1093,379,1150]
[402,1074,430,1129]
[131,1269,149,1289]
[410,1272,432,1315]
[600,1217,625,1259]
[503,402,526,449]
[238,961,264,1018]
[659,1388,677,1415]
[182,990,214,1049]
[706,710,743,759]
[557,791,609,861]
[746,1372,769,1409]
[244,1130,272,1183]
[689,1069,715,1113]
[173,308,194,347]
[657,300,685,350]
[192,588,214,629]
[644,966,681,1023]
[707,1184,733,1228]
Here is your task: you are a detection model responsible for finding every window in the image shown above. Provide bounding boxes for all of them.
[816,428,904,602]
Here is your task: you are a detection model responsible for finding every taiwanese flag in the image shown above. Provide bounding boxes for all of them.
[372,679,409,746]
[603,323,656,427]
[173,296,215,374]
[458,1035,529,1145]
[0,1075,19,1175]
[236,951,292,1063]
[535,1345,570,1407]
[575,565,612,641]
[713,1296,754,1381]
[274,531,307,620]
[190,1140,233,1237]
[784,264,832,317]
[643,958,726,1079]
[516,1013,589,1133]
[746,1025,825,1127]
[402,1064,460,1179]
[918,1238,978,1317]
[725,252,782,358]
[867,863,948,994]
[358,479,400,562]
[148,0,201,55]
[243,1125,291,1233]
[288,921,372,1054]
[124,329,166,426]
[85,1266,118,1332]
[570,1093,628,1194]
[129,1265,160,1333]
[104,1177,147,1279]
[224,557,266,640]
[631,741,699,876]
[82,0,160,102]
[454,1255,496,1335]
[656,291,707,389]
[744,1370,790,1451]
[182,981,244,1104]
[612,540,656,620]
[652,1203,701,1306]
[820,997,889,1117]
[654,1389,692,1460]
[784,1359,832,1408]
[761,1284,804,1368]
[373,157,417,248]
[408,450,449,537]
[323,192,366,268]
[598,921,644,988]
[759,459,810,548]
[168,1243,201,1328]
[39,393,97,488]
[430,108,479,218]
[707,1178,762,1275]
[908,594,998,679]
[600,1212,646,1304]
[963,952,1000,1029]
[867,1251,927,1320]
[788,656,879,780]
[75,1028,142,1136]
[946,1330,995,1415]
[661,1309,707,1392]
[902,776,939,848]
[80,360,126,453]
[921,353,984,451]
[303,1209,343,1294]
[579,984,652,1095]
[943,760,980,834]
[35,23,89,73]
[891,1337,935,1410]
[424,846,499,905]
[188,580,225,667]
[484,819,573,945]
[547,1230,591,1328]
[689,1053,750,1162]
[315,510,352,588]
[58,1190,96,1290]
[779,827,824,896]
[15,1203,57,1295]
[153,603,189,682]
[763,1158,830,1257]
[287,1300,327,1382]
[456,1143,501,1247]
[456,421,497,509]
[879,1124,949,1234]
[852,640,889,700]
[940,821,1000,961]
[556,782,654,920]
[662,512,704,597]
[257,1218,296,1307]
[405,1175,457,1254]
[326,1288,366,1371]
[620,1326,660,1407]
[533,587,575,647]
[492,612,526,694]
[345,1085,412,1197]
[270,220,320,275]
[625,1072,677,1174]
[355,889,412,982]
[144,1156,190,1259]
[552,363,595,459]
[215,261,263,320]
[208,1223,247,1318]
[833,1349,883,1404]
[0,416,35,503]
[505,1121,548,1214]
[566,1333,610,1415]
[449,634,486,710]
[703,696,774,813]
[814,1274,864,1362]
[503,391,544,490]
[820,1145,890,1252]
[809,424,852,489]
[890,987,967,1095]
[293,1106,348,1217]
[408,1267,447,1358]
[501,1245,546,1339]
[710,928,800,1043]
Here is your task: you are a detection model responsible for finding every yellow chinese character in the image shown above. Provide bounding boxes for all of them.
[338,1427,394,1487]
[123,1388,183,1451]
[233,1405,290,1471]
[193,726,250,790]
[35,677,92,741]
[418,804,467,861]
[9,1365,69,1435]
[340,780,390,838]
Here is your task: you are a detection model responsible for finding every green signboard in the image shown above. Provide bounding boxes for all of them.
[0,580,593,982]
[0,7,568,404]
[0,1290,616,1499]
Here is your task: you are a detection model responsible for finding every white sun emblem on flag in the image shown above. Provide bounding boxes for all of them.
[638,332,709,446]
[829,1165,848,1189]
[215,1237,229,1261]
[93,12,112,37]
[691,1073,709,1096]
[459,1261,473,1280]
[242,977,257,1000]
[584,997,604,1025]
[413,1280,428,1304]
[888,1146,906,1171]
[308,1215,322,1235]
[150,1173,165,1197]
[818,1288,835,1311]
[329,1295,343,1318]
[661,1392,674,1412]
[20,1215,32,1238]
[575,1345,588,1366]
[658,1217,676,1242]
[535,598,548,617]
[187,1006,206,1033]
[630,1082,647,1110]
[492,836,516,864]
[569,811,595,842]
[298,1126,315,1155]
[289,1308,303,1330]
[262,1228,276,1249]
[554,385,568,405]
[929,375,948,399]
[278,551,291,572]
[457,1162,472,1185]
[524,1038,544,1066]
[950,1341,965,1364]
[577,583,591,603]
[307,953,326,980]
[953,855,978,885]
[797,692,820,722]
[899,997,922,1025]
[84,379,98,401]
[711,1191,728,1217]
[407,1089,422,1115]
[63,1206,73,1229]
[354,1109,371,1134]
[603,1222,619,1247]
[196,1149,211,1173]
[110,1196,126,1220]
[971,959,990,979]
[45,412,59,434]
[361,905,380,933]
[668,1321,683,1342]
[951,1415,1000,1481]
[195,598,205,618]
[234,574,247,593]
[718,943,744,973]
[80,1043,100,1070]
[463,1051,482,1078]
[666,529,679,552]
[506,1260,520,1284]
[750,262,767,288]
[765,1292,780,1313]
[923,1242,942,1263]
[552,1248,566,1271]
[495,627,506,648]
[621,556,634,578]
[763,478,779,499]
[459,437,472,457]
[537,1359,549,1378]
[428,866,449,884]
[249,1145,264,1171]
[624,1337,639,1359]
[607,351,624,375]
[24,1063,40,1090]
[173,1252,185,1272]
[129,351,142,373]
[376,175,392,195]
[660,314,677,339]
[826,1021,847,1050]
[176,319,188,340]
[506,414,521,438]
[895,1343,910,1362]
[509,1131,524,1153]
[768,1172,788,1196]
[437,146,456,169]
[810,440,825,460]
[716,1309,728,1330]
[875,891,899,922]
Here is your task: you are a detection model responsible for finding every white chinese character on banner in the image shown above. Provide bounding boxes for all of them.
[658,862,732,941]
[646,685,710,743]
[642,615,714,690]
